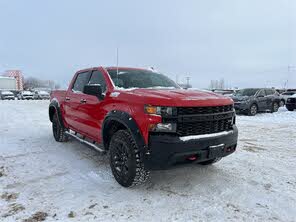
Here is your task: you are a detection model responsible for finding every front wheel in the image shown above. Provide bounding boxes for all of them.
[248,104,258,116]
[287,108,294,111]
[52,112,68,142]
[271,102,279,113]
[109,130,150,187]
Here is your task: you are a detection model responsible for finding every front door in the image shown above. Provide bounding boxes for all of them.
[75,69,108,142]
[256,89,268,111]
[63,71,91,133]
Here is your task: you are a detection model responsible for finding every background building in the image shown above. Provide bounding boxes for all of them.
[2,70,24,90]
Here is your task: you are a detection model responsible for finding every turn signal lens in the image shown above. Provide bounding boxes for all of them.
[144,105,157,114]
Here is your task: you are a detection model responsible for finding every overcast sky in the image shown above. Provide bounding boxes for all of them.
[0,0,295,89]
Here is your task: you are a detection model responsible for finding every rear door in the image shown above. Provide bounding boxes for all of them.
[265,89,275,109]
[256,89,268,111]
[75,68,108,142]
[63,71,91,133]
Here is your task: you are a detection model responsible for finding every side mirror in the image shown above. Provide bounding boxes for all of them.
[83,84,104,100]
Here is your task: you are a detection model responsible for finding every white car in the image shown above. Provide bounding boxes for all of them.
[17,91,34,100]
[33,90,50,100]
[0,91,15,100]
[280,91,296,106]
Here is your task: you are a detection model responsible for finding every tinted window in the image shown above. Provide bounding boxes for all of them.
[234,88,259,96]
[88,70,107,92]
[257,90,266,97]
[265,89,274,95]
[282,92,295,95]
[107,69,180,89]
[72,72,91,92]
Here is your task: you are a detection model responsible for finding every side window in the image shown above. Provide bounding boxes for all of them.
[257,90,266,97]
[265,89,273,95]
[72,72,91,92]
[88,70,107,92]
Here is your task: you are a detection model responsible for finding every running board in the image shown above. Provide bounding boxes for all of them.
[65,131,106,154]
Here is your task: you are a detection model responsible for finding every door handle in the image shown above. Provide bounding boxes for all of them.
[80,99,87,104]
[65,97,70,101]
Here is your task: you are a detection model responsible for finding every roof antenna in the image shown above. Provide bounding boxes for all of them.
[116,47,119,86]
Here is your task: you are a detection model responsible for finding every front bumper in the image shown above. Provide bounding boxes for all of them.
[23,96,34,99]
[286,103,296,110]
[234,102,250,112]
[143,125,238,170]
[2,96,15,100]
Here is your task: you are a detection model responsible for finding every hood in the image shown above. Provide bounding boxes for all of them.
[114,88,233,107]
[2,92,14,96]
[231,95,252,102]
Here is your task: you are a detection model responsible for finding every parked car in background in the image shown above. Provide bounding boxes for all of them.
[286,94,296,111]
[0,90,15,100]
[280,91,296,106]
[33,90,50,100]
[17,91,34,100]
[231,88,280,116]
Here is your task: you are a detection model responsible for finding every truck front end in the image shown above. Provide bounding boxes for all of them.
[143,104,238,170]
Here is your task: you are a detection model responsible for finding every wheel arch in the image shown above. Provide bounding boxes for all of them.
[249,101,258,109]
[49,99,65,128]
[102,110,146,152]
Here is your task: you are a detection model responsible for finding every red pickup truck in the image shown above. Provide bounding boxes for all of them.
[49,67,238,187]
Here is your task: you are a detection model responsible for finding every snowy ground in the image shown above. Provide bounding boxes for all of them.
[0,100,295,222]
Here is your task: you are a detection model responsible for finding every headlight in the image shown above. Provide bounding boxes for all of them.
[144,105,176,116]
[241,99,250,103]
[149,123,177,132]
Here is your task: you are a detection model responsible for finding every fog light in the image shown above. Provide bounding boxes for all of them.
[149,123,176,132]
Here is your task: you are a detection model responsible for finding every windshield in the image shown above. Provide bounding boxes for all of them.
[234,88,259,96]
[107,69,180,89]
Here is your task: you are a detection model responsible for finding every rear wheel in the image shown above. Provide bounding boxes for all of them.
[279,100,285,107]
[271,102,279,113]
[199,157,222,165]
[109,130,149,187]
[52,112,68,142]
[248,104,258,116]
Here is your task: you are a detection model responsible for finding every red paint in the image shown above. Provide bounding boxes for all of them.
[51,66,234,145]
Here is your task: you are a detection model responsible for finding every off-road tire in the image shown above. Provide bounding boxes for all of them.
[279,100,285,107]
[248,104,258,116]
[109,130,150,187]
[52,112,68,142]
[287,108,294,111]
[271,102,279,113]
[199,157,222,165]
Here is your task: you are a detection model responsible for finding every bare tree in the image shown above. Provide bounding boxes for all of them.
[209,78,225,90]
[24,77,60,90]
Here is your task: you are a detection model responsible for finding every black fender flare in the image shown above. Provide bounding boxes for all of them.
[49,99,65,128]
[102,110,147,154]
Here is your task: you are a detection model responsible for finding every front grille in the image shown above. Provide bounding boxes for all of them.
[177,105,233,115]
[287,98,296,103]
[175,105,234,137]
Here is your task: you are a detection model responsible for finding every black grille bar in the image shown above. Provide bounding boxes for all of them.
[178,105,233,115]
[164,105,235,137]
